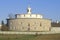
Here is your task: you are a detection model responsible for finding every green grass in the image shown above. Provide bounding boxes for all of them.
[0,34,60,40]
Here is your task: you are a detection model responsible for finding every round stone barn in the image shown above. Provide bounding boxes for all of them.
[7,7,51,32]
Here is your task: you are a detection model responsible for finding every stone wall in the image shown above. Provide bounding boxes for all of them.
[7,18,51,31]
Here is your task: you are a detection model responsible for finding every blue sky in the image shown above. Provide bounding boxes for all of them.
[0,0,60,23]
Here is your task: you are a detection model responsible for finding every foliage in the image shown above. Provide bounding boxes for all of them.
[0,34,60,40]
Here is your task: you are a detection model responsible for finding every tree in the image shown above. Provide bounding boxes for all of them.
[8,13,15,19]
[1,20,4,31]
[1,20,4,26]
[1,20,9,31]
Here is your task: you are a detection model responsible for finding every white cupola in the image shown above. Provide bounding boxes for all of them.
[27,6,31,14]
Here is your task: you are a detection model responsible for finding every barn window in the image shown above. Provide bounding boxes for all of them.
[40,23,42,26]
[21,22,22,24]
[28,23,30,26]
[28,23,30,31]
[22,27,24,29]
[14,26,16,30]
[34,27,36,29]
[10,22,12,24]
[35,22,37,24]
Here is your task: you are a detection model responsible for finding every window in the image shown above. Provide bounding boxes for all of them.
[24,14,25,17]
[28,23,30,31]
[28,23,30,26]
[13,26,16,30]
[40,23,42,26]
[28,27,30,31]
[34,27,36,29]
[10,22,12,24]
[21,22,22,24]
[35,22,36,24]
[22,27,24,29]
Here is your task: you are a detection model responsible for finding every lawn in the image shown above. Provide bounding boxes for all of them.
[0,34,60,40]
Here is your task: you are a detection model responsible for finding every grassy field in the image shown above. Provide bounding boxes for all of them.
[0,34,60,40]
